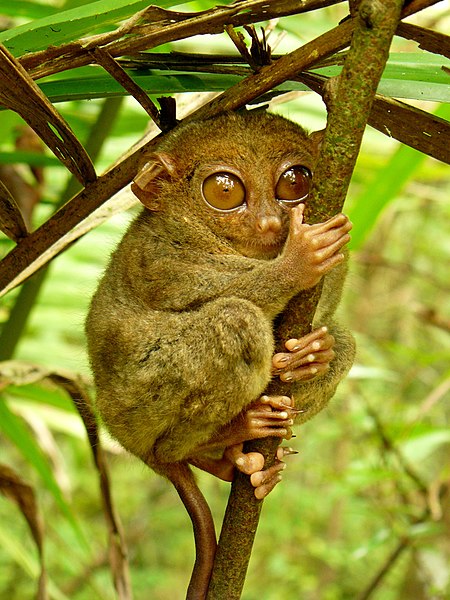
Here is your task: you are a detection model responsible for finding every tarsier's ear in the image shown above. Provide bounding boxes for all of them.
[131,152,177,211]
[309,129,325,158]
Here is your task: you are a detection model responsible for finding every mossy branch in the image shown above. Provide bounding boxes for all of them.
[207,2,404,598]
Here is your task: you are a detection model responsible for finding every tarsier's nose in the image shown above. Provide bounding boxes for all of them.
[255,215,282,234]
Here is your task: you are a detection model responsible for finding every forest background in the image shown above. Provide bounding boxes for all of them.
[0,1,449,599]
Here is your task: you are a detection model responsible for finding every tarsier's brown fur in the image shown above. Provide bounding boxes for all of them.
[85,111,355,599]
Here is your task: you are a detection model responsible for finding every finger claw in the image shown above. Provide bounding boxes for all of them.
[282,447,299,456]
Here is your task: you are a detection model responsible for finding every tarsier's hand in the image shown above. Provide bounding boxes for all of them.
[272,326,335,383]
[282,204,352,289]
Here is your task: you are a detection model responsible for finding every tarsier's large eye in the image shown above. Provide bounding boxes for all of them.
[202,172,246,211]
[276,165,311,205]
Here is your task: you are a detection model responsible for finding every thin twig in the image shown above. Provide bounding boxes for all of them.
[396,22,450,59]
[366,404,429,499]
[91,47,161,128]
[225,25,255,70]
[298,72,450,165]
[357,537,411,600]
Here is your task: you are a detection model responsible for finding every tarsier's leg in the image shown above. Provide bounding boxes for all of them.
[146,296,275,464]
[210,324,351,497]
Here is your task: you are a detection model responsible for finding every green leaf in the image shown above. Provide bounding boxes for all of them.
[313,53,450,102]
[29,52,450,105]
[0,151,61,168]
[401,429,450,463]
[0,0,184,56]
[7,383,75,412]
[353,527,392,559]
[0,395,89,552]
[0,526,70,600]
[348,102,450,250]
[0,1,57,19]
[39,71,245,102]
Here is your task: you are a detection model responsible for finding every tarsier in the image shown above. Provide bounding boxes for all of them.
[85,110,355,599]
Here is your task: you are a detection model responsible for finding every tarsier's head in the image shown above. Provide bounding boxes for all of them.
[132,110,322,260]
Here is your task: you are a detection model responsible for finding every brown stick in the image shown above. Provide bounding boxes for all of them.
[20,1,343,79]
[207,1,404,598]
[298,72,450,165]
[91,47,161,128]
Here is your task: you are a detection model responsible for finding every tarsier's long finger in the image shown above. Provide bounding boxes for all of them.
[310,212,352,236]
[275,348,335,376]
[245,425,294,440]
[272,327,334,370]
[248,411,297,426]
[259,394,293,408]
[312,230,351,257]
[249,405,291,419]
[279,361,330,382]
[257,395,301,420]
[284,326,331,352]
[245,416,294,434]
[273,339,330,368]
[251,461,287,499]
[258,395,299,414]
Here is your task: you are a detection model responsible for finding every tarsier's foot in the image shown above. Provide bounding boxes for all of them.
[272,326,335,383]
[225,441,297,499]
[235,394,300,442]
[189,396,299,497]
[208,394,299,450]
[223,395,299,499]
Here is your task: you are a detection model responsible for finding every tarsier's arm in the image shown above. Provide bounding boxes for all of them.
[133,204,352,321]
[221,207,352,319]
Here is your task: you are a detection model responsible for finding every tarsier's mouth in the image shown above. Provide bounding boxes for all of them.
[253,231,287,251]
[237,236,286,259]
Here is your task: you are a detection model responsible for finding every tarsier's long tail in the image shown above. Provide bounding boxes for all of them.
[162,461,217,600]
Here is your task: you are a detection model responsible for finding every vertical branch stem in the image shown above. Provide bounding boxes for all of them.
[207,1,404,598]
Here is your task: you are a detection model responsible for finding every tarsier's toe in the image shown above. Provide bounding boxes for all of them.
[260,394,293,409]
[225,445,265,474]
[251,461,286,499]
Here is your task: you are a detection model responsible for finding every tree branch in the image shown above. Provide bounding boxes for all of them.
[207,1,404,597]
[298,72,450,165]
[20,1,344,79]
